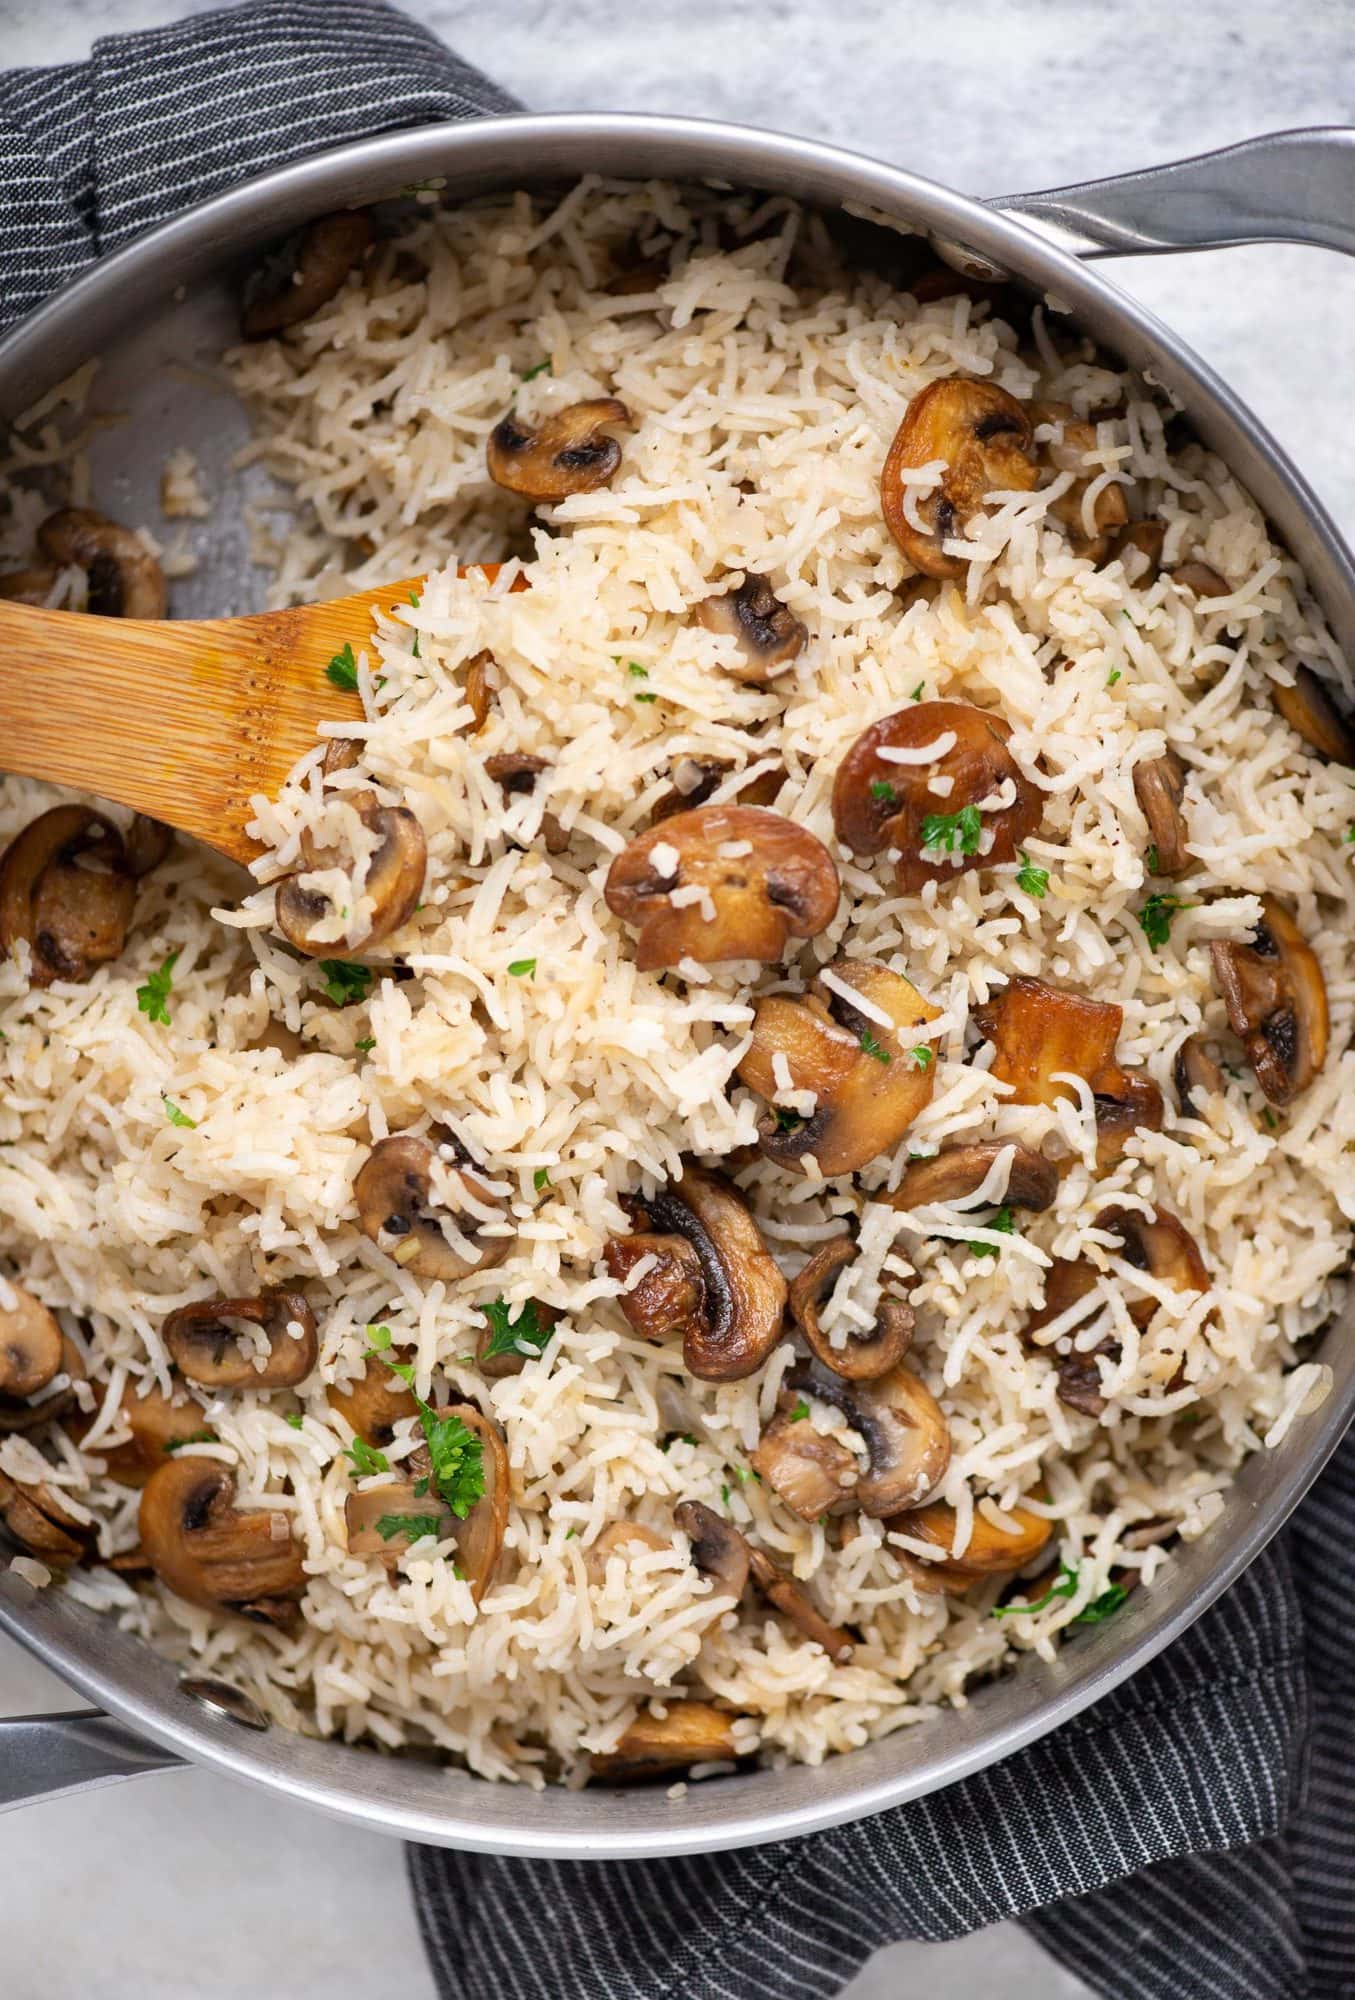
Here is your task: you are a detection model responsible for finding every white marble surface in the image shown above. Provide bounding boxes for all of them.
[1,2,1352,1996]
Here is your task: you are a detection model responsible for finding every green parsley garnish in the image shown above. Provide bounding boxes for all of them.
[507,958,537,978]
[968,1206,1016,1258]
[326,641,359,692]
[400,178,443,195]
[1343,824,1355,844]
[136,949,179,1027]
[910,681,925,701]
[859,1029,891,1065]
[869,779,897,805]
[411,632,420,660]
[533,1167,552,1192]
[366,1326,485,1517]
[1075,1582,1128,1624]
[164,1430,214,1453]
[1107,669,1122,687]
[162,1095,197,1129]
[1262,1108,1279,1131]
[789,1400,810,1423]
[1015,852,1049,899]
[1138,893,1196,951]
[1145,843,1160,876]
[634,691,658,704]
[735,1466,756,1484]
[284,1412,305,1431]
[721,1484,731,1506]
[920,803,983,856]
[564,1526,579,1539]
[910,1045,934,1069]
[408,590,421,608]
[376,1513,443,1543]
[627,662,649,678]
[354,1036,376,1055]
[480,1297,554,1365]
[522,360,552,382]
[319,960,373,1006]
[343,1435,391,1478]
[773,1106,804,1133]
[992,1562,1080,1618]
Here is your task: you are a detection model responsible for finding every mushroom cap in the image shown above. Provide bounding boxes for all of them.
[973,976,1164,1166]
[326,1357,417,1446]
[0,805,135,988]
[2,1331,86,1436]
[1107,517,1166,582]
[353,1133,512,1283]
[1272,665,1355,766]
[1133,751,1191,878]
[881,380,1037,578]
[241,210,374,338]
[694,573,808,682]
[1172,560,1230,600]
[738,957,941,1176]
[673,1499,750,1599]
[0,1285,63,1402]
[0,565,60,605]
[831,700,1041,893]
[124,815,173,878]
[37,507,167,619]
[592,1701,742,1782]
[787,1233,915,1381]
[750,1402,860,1520]
[277,792,426,957]
[883,1141,1058,1216]
[798,1361,951,1517]
[138,1456,306,1617]
[899,1498,1052,1589]
[630,1167,787,1383]
[163,1288,317,1391]
[487,397,632,501]
[604,804,839,972]
[1210,896,1329,1106]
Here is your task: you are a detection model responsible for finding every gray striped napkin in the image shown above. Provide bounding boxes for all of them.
[2,8,1351,1997]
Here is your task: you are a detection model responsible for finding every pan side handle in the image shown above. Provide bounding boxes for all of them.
[992,127,1355,261]
[0,1711,182,1812]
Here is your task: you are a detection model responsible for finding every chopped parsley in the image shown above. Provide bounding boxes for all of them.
[910,681,925,701]
[859,1029,891,1065]
[164,1430,214,1453]
[319,959,373,1006]
[1107,669,1122,687]
[366,1325,485,1516]
[533,1167,552,1192]
[789,1400,810,1423]
[627,662,649,679]
[376,1513,443,1543]
[968,1206,1016,1258]
[721,1484,731,1506]
[410,632,420,660]
[1076,1582,1128,1624]
[634,691,658,704]
[773,1105,804,1133]
[1145,843,1160,875]
[343,1435,391,1478]
[663,1432,698,1451]
[920,803,983,857]
[992,1561,1127,1625]
[1138,893,1196,951]
[354,1036,376,1055]
[507,958,537,978]
[869,779,897,805]
[162,1095,197,1129]
[1262,1108,1279,1131]
[408,590,421,608]
[909,1044,934,1070]
[480,1296,554,1364]
[522,360,552,382]
[136,949,179,1027]
[284,1412,305,1431]
[1015,852,1049,899]
[326,641,359,692]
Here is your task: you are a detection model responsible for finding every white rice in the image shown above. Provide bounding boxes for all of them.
[1,178,1352,1786]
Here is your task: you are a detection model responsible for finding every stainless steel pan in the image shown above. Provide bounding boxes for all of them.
[1,114,1352,1858]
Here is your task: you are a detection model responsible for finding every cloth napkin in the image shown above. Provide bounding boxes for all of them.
[2,7,1351,1997]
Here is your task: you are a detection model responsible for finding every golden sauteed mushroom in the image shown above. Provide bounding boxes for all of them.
[124,814,173,878]
[0,1284,63,1404]
[1133,751,1190,877]
[746,1544,855,1663]
[36,507,167,619]
[344,1480,449,1566]
[973,976,1164,1166]
[895,1499,1052,1594]
[1107,517,1166,582]
[87,1382,210,1487]
[592,1702,743,1783]
[327,1357,417,1447]
[604,1167,786,1382]
[353,1133,512,1283]
[1,1317,85,1436]
[736,957,941,1175]
[750,1398,861,1519]
[1174,1034,1226,1117]
[604,804,839,971]
[241,210,374,338]
[883,1141,1058,1215]
[1272,666,1355,766]
[487,397,632,501]
[138,1457,306,1622]
[583,1520,673,1587]
[0,1470,91,1564]
[476,1299,561,1381]
[1172,560,1230,601]
[831,701,1042,894]
[0,805,136,987]
[648,758,783,825]
[787,1233,915,1381]
[1210,897,1329,1107]
[1032,401,1130,563]
[0,565,59,605]
[163,1288,318,1391]
[275,790,426,957]
[425,1406,506,1602]
[694,573,808,682]
[790,1362,951,1517]
[881,379,1038,578]
[672,1499,750,1599]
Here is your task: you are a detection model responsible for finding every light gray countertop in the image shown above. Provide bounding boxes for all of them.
[2,3,1352,1995]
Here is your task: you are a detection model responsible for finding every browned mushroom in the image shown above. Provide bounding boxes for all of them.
[0,805,135,987]
[163,1288,317,1391]
[1210,897,1328,1107]
[1133,751,1190,877]
[241,210,374,338]
[604,1167,786,1382]
[1172,560,1230,600]
[895,1498,1052,1592]
[592,1702,743,1781]
[694,574,808,682]
[973,976,1164,1166]
[1,1328,86,1436]
[746,1545,855,1663]
[36,508,167,619]
[138,1457,306,1620]
[0,565,58,605]
[487,398,632,501]
[485,751,549,794]
[603,1231,705,1344]
[413,1404,507,1602]
[354,1133,512,1282]
[584,1520,674,1586]
[881,380,1038,578]
[1032,401,1130,562]
[124,815,173,877]
[1174,1035,1225,1117]
[276,790,426,956]
[787,1233,914,1380]
[672,1500,750,1599]
[0,1285,63,1404]
[344,1480,449,1566]
[327,1357,417,1447]
[736,957,941,1175]
[750,1400,861,1519]
[0,1469,91,1564]
[604,804,838,972]
[648,758,783,825]
[883,1141,1058,1215]
[86,1382,211,1487]
[1107,518,1166,581]
[1272,666,1355,766]
[831,701,1042,894]
[793,1362,951,1517]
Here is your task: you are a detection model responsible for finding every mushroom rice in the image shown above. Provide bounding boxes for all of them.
[0,177,1353,1787]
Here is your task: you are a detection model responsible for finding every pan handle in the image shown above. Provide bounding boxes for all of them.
[0,1710,182,1812]
[993,126,1355,261]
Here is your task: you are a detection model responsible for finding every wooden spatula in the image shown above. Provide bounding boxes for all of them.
[0,576,430,865]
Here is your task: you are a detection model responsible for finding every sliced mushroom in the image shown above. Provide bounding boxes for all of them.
[354,1133,512,1283]
[606,1168,786,1383]
[327,1357,417,1446]
[0,1470,90,1564]
[0,565,58,605]
[36,508,167,619]
[746,1545,855,1663]
[487,398,632,501]
[1032,401,1130,562]
[737,957,941,1175]
[163,1289,317,1391]
[673,1499,750,1599]
[138,1457,306,1620]
[1174,1034,1225,1117]
[604,804,839,971]
[344,1480,449,1567]
[1107,518,1166,582]
[787,1233,914,1380]
[485,751,548,795]
[896,1498,1051,1591]
[476,1299,561,1381]
[1210,897,1328,1106]
[751,1401,861,1519]
[1133,751,1190,877]
[1,1329,85,1436]
[413,1404,508,1602]
[584,1520,674,1587]
[831,700,1042,893]
[124,815,173,878]
[603,1231,706,1345]
[694,574,808,682]
[882,380,1038,578]
[648,758,783,825]
[1272,666,1355,766]
[796,1362,951,1517]
[89,1382,210,1487]
[883,1141,1058,1215]
[0,805,135,987]
[276,791,426,956]
[973,976,1164,1166]
[592,1702,742,1782]
[1172,560,1230,600]
[0,1285,63,1403]
[464,651,495,732]
[241,210,374,338]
